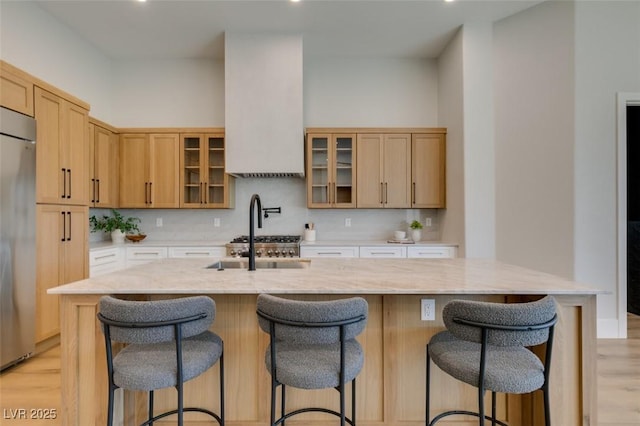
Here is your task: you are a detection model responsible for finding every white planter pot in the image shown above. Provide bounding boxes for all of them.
[111,230,125,244]
[410,229,422,242]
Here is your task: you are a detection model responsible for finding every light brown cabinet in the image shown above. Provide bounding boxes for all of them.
[180,133,234,208]
[35,204,88,342]
[34,87,90,206]
[89,119,119,208]
[356,133,411,208]
[306,133,356,208]
[119,133,180,208]
[0,61,34,116]
[412,133,446,208]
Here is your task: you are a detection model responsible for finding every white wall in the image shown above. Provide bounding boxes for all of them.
[574,1,640,337]
[112,59,224,127]
[0,1,113,121]
[461,22,496,259]
[493,1,575,278]
[304,57,438,127]
[437,30,466,256]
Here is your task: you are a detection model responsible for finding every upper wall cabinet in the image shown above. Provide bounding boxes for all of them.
[356,133,412,208]
[306,133,357,208]
[307,128,446,210]
[0,61,34,116]
[119,133,180,208]
[412,133,446,208]
[35,87,90,206]
[180,133,235,208]
[89,119,119,208]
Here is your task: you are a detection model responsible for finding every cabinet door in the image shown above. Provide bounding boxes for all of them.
[91,124,118,207]
[181,134,205,207]
[35,88,89,206]
[307,134,332,207]
[205,134,232,207]
[0,64,34,116]
[35,205,87,342]
[412,134,446,208]
[65,102,90,205]
[36,205,63,341]
[356,134,383,208]
[35,87,64,204]
[332,134,356,207]
[120,134,150,207]
[149,133,180,208]
[383,134,411,208]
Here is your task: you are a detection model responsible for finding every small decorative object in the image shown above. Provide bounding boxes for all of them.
[126,234,147,243]
[89,209,142,244]
[409,220,423,242]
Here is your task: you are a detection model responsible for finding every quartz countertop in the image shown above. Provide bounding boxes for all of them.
[49,257,600,296]
[90,240,457,250]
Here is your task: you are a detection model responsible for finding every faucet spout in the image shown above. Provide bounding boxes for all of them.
[249,194,263,271]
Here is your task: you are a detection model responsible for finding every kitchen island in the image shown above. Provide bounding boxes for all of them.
[49,257,600,426]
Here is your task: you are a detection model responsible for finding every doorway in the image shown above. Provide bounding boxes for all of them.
[619,93,640,338]
[627,104,640,316]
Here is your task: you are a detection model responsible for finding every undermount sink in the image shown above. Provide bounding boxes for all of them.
[207,258,311,270]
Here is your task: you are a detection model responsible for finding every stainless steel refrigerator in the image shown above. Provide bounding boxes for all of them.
[0,106,36,371]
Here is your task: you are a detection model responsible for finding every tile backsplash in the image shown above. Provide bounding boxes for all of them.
[89,178,440,242]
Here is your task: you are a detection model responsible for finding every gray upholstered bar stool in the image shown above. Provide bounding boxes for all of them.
[97,295,224,426]
[256,294,368,426]
[425,296,557,426]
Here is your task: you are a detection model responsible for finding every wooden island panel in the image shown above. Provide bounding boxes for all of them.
[59,292,596,426]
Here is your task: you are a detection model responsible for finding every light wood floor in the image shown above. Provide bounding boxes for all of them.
[1,314,639,426]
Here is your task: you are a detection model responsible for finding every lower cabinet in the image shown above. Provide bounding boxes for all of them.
[125,246,168,268]
[89,247,124,277]
[168,246,226,258]
[300,246,360,258]
[36,204,88,342]
[407,246,457,258]
[360,246,407,258]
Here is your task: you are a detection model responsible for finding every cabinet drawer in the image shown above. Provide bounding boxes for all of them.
[360,246,407,258]
[125,246,168,266]
[300,246,359,258]
[407,246,456,258]
[89,247,124,277]
[169,246,225,258]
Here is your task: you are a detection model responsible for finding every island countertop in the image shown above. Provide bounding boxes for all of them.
[48,257,599,295]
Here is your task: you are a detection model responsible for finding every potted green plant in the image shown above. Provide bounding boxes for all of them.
[89,209,142,244]
[409,220,423,242]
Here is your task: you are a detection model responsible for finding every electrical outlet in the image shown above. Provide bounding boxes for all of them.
[214,218,220,227]
[345,218,352,227]
[421,299,435,321]
[156,218,163,227]
[425,218,432,227]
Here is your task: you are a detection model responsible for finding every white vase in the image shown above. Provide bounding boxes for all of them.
[410,229,422,242]
[111,230,125,244]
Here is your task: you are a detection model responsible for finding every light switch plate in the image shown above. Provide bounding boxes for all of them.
[421,299,435,321]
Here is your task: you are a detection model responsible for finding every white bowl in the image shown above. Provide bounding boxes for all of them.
[394,231,406,240]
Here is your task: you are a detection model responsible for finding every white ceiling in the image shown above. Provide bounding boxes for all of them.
[33,0,543,60]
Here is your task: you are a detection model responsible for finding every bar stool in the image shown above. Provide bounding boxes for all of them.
[256,294,368,426]
[426,296,557,426]
[98,295,224,426]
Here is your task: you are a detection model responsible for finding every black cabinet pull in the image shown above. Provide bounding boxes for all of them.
[61,211,66,242]
[61,168,67,199]
[149,182,152,204]
[96,179,100,203]
[91,178,96,203]
[67,169,71,199]
[67,211,72,241]
[144,182,149,204]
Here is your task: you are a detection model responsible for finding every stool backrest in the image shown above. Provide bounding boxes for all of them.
[98,295,215,344]
[256,294,368,345]
[443,296,556,347]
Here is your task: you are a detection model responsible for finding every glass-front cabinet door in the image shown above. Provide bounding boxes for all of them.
[180,133,234,208]
[306,133,356,208]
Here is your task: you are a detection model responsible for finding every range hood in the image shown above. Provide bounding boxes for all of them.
[225,33,304,178]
